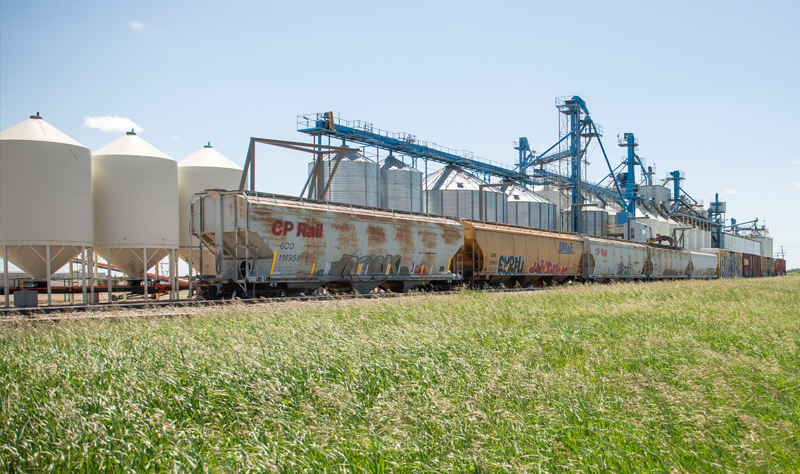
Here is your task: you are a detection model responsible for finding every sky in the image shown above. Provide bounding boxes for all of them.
[2,0,799,269]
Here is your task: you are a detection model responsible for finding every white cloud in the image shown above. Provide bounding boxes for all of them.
[83,116,144,133]
[129,20,143,31]
[720,189,741,195]
[171,135,180,141]
[789,183,800,188]
[792,159,800,165]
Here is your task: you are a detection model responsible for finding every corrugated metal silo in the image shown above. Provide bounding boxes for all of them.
[309,151,379,207]
[504,184,557,230]
[425,166,506,223]
[379,156,422,212]
[0,113,93,280]
[177,143,242,273]
[92,131,179,279]
[561,206,609,236]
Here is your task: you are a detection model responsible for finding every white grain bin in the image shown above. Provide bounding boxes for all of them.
[92,131,179,279]
[379,156,422,212]
[308,151,379,207]
[425,166,506,223]
[0,113,93,280]
[504,183,557,230]
[177,143,242,273]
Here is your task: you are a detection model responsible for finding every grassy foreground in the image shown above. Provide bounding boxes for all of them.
[2,279,799,473]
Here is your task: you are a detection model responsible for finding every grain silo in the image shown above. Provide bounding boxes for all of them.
[561,205,609,236]
[0,113,93,287]
[425,166,506,223]
[505,183,557,230]
[177,143,242,274]
[379,156,422,212]
[309,151,379,207]
[92,131,179,280]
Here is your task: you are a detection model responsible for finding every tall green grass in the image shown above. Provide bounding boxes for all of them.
[2,278,799,472]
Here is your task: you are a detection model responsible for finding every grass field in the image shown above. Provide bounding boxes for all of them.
[2,278,799,473]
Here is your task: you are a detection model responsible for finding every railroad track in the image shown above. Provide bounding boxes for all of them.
[0,286,549,323]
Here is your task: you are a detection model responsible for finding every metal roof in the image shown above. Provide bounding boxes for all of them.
[379,155,420,172]
[426,165,504,191]
[504,183,554,204]
[179,143,241,169]
[0,115,85,148]
[93,132,172,160]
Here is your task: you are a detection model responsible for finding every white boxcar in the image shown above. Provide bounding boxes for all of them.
[581,237,648,281]
[191,190,464,297]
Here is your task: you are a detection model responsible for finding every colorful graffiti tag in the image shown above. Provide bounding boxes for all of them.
[497,255,527,275]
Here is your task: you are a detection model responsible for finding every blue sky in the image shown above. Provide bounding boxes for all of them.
[2,0,799,268]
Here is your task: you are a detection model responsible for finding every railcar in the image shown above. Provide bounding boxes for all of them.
[580,237,647,281]
[460,220,583,287]
[191,190,464,298]
[686,251,718,279]
[193,190,772,299]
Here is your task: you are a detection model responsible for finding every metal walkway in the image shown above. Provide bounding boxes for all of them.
[296,112,621,201]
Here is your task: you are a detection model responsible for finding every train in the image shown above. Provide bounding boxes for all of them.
[190,190,787,299]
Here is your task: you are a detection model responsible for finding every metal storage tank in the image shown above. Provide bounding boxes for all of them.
[92,131,179,279]
[177,143,242,274]
[536,186,569,231]
[561,206,608,236]
[379,156,422,212]
[0,113,93,280]
[639,185,671,204]
[425,166,506,223]
[504,184,557,230]
[309,151,379,207]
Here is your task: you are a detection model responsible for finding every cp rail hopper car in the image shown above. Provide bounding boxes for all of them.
[191,190,464,298]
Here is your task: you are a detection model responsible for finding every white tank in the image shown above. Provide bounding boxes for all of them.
[92,131,179,278]
[0,113,93,279]
[177,143,242,273]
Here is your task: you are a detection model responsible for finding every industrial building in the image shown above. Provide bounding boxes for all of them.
[0,97,788,307]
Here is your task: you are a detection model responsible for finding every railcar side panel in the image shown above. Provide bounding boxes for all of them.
[462,220,582,287]
[194,190,464,295]
[646,246,691,279]
[742,252,761,278]
[688,251,718,279]
[581,237,647,280]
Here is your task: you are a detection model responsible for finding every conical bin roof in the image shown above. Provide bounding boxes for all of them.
[94,131,171,159]
[426,165,503,191]
[179,143,241,169]
[0,114,85,147]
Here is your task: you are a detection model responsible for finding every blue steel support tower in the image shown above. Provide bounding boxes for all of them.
[617,133,639,223]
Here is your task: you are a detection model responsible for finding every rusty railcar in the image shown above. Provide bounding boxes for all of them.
[776,258,786,276]
[645,245,692,279]
[687,251,718,279]
[191,190,464,297]
[460,220,583,287]
[702,248,742,278]
[742,252,761,278]
[581,237,648,281]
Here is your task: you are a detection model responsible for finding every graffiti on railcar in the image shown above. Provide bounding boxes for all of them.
[330,252,403,276]
[616,263,633,275]
[497,255,528,275]
[528,259,567,275]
